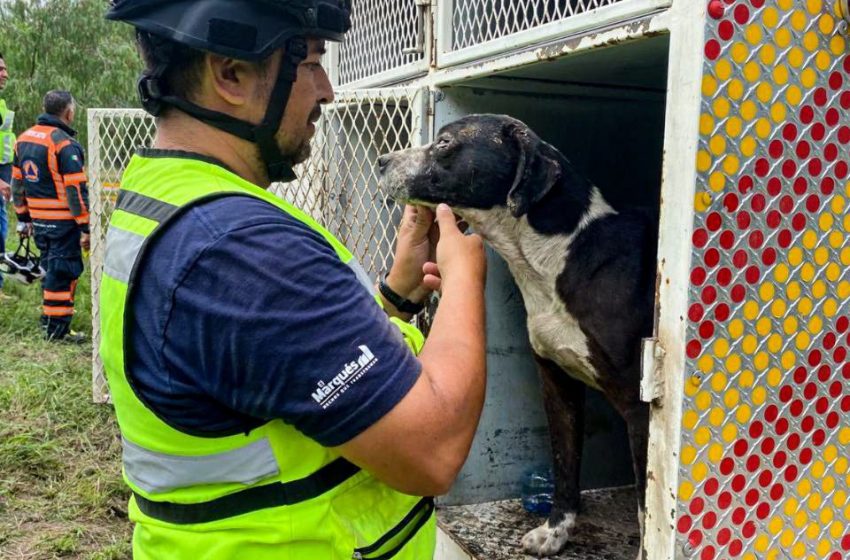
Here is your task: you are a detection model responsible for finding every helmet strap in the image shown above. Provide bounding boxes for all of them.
[137,35,309,183]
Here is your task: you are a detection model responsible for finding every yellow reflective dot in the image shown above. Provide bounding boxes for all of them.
[724,388,739,408]
[839,281,850,299]
[711,373,728,392]
[831,35,846,55]
[736,404,752,423]
[754,351,769,371]
[769,516,784,534]
[683,410,699,430]
[759,43,775,64]
[726,353,741,373]
[771,102,787,123]
[731,42,749,64]
[760,283,776,301]
[678,481,694,500]
[839,427,850,446]
[825,263,840,282]
[772,64,789,85]
[681,445,697,465]
[698,354,714,374]
[776,27,792,48]
[697,150,711,173]
[833,195,846,213]
[695,427,711,446]
[713,97,730,119]
[794,510,809,529]
[806,0,822,14]
[767,367,782,387]
[722,154,739,175]
[801,263,815,282]
[817,538,831,557]
[741,136,757,157]
[767,334,783,353]
[744,61,761,82]
[744,300,759,320]
[813,461,826,479]
[817,50,831,71]
[771,299,787,318]
[753,386,767,405]
[789,247,804,266]
[722,423,737,442]
[791,542,805,558]
[713,338,729,358]
[715,58,732,80]
[842,247,850,265]
[799,297,813,316]
[844,213,850,231]
[781,351,796,370]
[829,230,844,248]
[825,298,838,317]
[809,494,823,512]
[786,85,803,106]
[702,75,718,96]
[741,100,758,121]
[782,528,796,547]
[802,68,817,89]
[786,498,800,516]
[755,118,772,138]
[742,335,758,355]
[809,315,823,334]
[791,10,808,30]
[831,520,844,538]
[815,248,829,267]
[787,281,801,300]
[694,191,712,212]
[825,445,838,463]
[726,117,743,137]
[692,462,708,482]
[821,506,834,524]
[755,535,770,552]
[796,331,812,350]
[709,135,726,155]
[763,7,780,27]
[708,443,723,463]
[789,46,805,68]
[813,280,827,300]
[746,25,763,46]
[728,318,744,338]
[803,230,818,249]
[784,316,799,335]
[836,457,848,474]
[709,172,726,192]
[739,369,754,388]
[695,390,711,411]
[803,31,820,52]
[757,82,773,103]
[757,317,772,336]
[699,113,714,136]
[728,79,744,100]
[774,263,790,283]
[820,13,835,34]
[819,213,834,231]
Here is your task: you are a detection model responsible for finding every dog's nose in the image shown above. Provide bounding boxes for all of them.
[377,154,391,174]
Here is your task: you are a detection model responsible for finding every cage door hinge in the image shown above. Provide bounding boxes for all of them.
[640,337,665,404]
[402,0,432,55]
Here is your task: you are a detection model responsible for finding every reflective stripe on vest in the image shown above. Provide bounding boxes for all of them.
[100,153,434,559]
[0,99,15,165]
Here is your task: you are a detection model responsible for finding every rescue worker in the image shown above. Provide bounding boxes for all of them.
[0,52,16,299]
[11,90,89,342]
[103,1,487,559]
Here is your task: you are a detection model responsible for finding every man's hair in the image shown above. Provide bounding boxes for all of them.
[44,90,75,116]
[136,31,206,104]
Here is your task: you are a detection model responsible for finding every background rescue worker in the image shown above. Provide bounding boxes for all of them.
[0,52,16,299]
[102,1,487,559]
[12,90,89,342]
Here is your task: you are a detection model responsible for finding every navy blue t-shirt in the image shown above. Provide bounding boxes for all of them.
[127,188,421,447]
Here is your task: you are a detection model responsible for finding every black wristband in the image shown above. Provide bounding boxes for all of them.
[378,276,425,314]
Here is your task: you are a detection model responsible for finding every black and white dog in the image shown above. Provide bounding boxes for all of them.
[377,114,657,558]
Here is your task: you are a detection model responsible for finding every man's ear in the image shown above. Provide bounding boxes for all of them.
[504,122,561,217]
[206,54,253,108]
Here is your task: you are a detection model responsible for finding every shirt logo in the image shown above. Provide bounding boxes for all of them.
[22,160,39,182]
[311,345,378,409]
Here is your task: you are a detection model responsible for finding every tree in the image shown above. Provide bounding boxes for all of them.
[0,0,142,150]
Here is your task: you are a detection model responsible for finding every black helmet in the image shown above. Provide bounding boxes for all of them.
[106,0,351,182]
[1,237,45,285]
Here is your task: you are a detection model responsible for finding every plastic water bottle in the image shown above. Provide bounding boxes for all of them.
[521,466,554,516]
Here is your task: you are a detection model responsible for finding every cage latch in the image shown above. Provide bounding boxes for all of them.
[402,0,431,55]
[640,337,665,404]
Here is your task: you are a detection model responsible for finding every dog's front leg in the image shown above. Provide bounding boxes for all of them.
[521,355,585,558]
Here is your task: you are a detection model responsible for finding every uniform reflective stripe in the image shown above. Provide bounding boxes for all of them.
[122,437,281,495]
[43,306,74,316]
[11,166,21,180]
[347,259,376,296]
[63,172,87,186]
[55,139,71,153]
[104,226,145,283]
[27,198,70,209]
[29,208,74,220]
[44,290,73,301]
[117,189,179,223]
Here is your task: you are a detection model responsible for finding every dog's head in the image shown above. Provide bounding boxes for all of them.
[378,114,563,218]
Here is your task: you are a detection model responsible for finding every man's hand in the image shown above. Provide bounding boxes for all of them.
[16,222,32,239]
[427,203,486,292]
[80,233,91,252]
[383,205,438,314]
[0,179,10,202]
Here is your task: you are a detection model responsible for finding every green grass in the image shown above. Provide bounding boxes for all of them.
[0,216,132,559]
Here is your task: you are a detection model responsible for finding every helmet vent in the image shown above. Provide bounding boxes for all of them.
[208,19,258,52]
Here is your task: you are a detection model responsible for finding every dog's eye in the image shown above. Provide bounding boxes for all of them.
[434,136,452,148]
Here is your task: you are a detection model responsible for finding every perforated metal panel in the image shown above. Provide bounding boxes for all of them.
[676,1,850,559]
[450,0,627,50]
[88,87,427,401]
[336,0,427,86]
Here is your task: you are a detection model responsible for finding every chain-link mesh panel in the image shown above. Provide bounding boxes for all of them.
[451,0,626,51]
[88,109,156,403]
[676,1,850,558]
[337,0,426,85]
[88,88,424,401]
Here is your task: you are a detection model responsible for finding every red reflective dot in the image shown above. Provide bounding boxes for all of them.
[691,267,706,285]
[770,484,784,501]
[827,108,840,127]
[779,385,793,402]
[813,429,826,446]
[801,106,814,124]
[782,159,797,178]
[838,317,849,332]
[749,420,764,438]
[843,396,850,412]
[793,367,808,384]
[831,72,844,90]
[818,364,832,382]
[759,470,773,487]
[678,515,692,533]
[717,527,731,545]
[724,193,740,212]
[749,230,764,249]
[731,284,745,302]
[844,363,850,379]
[732,250,748,268]
[811,122,826,141]
[705,39,721,60]
[765,405,779,422]
[835,346,847,362]
[732,474,746,492]
[751,193,766,212]
[800,448,813,465]
[745,489,759,506]
[718,491,732,510]
[802,416,815,433]
[787,433,801,451]
[808,158,823,176]
[686,340,702,359]
[754,157,770,177]
[751,0,765,7]
[746,455,761,472]
[809,349,822,366]
[792,213,806,231]
[718,19,734,40]
[825,144,838,162]
[766,177,781,196]
[761,437,775,454]
[806,195,821,212]
[821,177,836,195]
[804,382,817,399]
[707,212,722,231]
[705,478,719,496]
[773,451,787,468]
[689,529,704,547]
[688,303,704,322]
[733,4,749,23]
[814,88,828,106]
[778,228,792,246]
[737,211,751,229]
[729,539,743,557]
[704,248,720,267]
[699,321,715,339]
[693,228,709,247]
[745,266,760,284]
[824,333,837,349]
[702,286,717,305]
[776,418,789,435]
[717,267,732,286]
[720,457,735,475]
[843,92,850,109]
[701,545,716,560]
[719,230,735,249]
[756,502,770,519]
[769,140,784,158]
[836,161,849,179]
[742,521,756,538]
[690,497,705,515]
[783,123,798,141]
[715,303,730,321]
[732,507,746,524]
[843,534,850,550]
[739,175,754,193]
[761,248,776,265]
[816,396,829,414]
[785,464,798,482]
[734,439,749,456]
[766,210,781,228]
[830,381,842,397]
[779,195,794,213]
[793,177,808,194]
[790,399,804,417]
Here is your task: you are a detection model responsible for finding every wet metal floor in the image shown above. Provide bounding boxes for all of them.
[437,486,640,560]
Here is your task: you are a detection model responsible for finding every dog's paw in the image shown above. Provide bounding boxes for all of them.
[521,513,576,557]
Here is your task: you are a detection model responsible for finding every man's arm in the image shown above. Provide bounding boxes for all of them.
[336,204,487,496]
[57,141,90,248]
[10,147,32,235]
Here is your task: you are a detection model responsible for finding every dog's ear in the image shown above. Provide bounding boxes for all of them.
[504,122,562,217]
